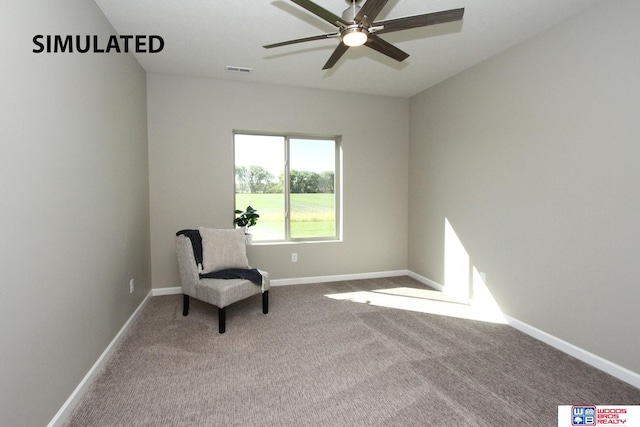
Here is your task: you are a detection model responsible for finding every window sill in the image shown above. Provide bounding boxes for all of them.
[248,239,342,246]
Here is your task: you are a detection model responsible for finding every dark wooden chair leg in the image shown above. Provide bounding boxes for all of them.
[183,294,189,316]
[218,306,226,334]
[262,290,269,314]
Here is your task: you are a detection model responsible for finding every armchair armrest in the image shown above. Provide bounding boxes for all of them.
[176,235,199,295]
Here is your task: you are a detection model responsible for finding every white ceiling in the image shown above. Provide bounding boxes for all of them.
[95,0,604,98]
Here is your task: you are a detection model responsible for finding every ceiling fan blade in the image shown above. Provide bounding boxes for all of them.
[322,43,349,70]
[354,0,389,26]
[364,34,409,62]
[374,8,464,35]
[264,33,339,49]
[290,0,348,28]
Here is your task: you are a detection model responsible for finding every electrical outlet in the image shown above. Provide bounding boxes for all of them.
[291,253,298,263]
[129,278,135,293]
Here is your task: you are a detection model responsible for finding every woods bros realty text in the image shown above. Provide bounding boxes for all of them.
[33,35,164,53]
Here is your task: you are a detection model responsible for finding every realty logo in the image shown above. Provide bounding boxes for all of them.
[572,406,596,426]
[560,404,638,426]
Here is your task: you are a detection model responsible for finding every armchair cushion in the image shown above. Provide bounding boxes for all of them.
[199,227,249,274]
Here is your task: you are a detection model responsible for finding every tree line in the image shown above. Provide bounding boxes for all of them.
[235,166,334,194]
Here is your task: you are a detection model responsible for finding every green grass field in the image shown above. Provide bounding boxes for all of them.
[236,193,335,240]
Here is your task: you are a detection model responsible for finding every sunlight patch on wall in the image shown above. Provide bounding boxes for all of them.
[470,267,505,323]
[444,217,470,302]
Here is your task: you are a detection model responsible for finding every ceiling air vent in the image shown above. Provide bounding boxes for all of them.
[225,65,253,73]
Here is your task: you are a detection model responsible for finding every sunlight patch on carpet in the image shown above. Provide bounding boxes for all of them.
[325,285,506,324]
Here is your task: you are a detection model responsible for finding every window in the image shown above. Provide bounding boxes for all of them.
[234,132,340,242]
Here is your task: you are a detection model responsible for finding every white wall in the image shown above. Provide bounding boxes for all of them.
[409,0,640,375]
[147,74,409,288]
[0,1,150,426]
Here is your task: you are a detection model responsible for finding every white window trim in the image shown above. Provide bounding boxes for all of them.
[233,130,342,243]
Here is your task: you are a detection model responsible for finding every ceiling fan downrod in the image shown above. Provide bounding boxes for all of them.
[342,0,363,22]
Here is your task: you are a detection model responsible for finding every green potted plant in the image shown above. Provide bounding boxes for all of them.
[234,205,259,243]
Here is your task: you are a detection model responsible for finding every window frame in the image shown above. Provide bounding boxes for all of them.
[233,130,342,243]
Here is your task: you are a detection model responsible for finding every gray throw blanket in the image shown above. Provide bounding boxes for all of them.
[201,268,263,286]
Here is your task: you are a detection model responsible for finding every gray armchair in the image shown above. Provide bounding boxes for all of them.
[176,232,270,333]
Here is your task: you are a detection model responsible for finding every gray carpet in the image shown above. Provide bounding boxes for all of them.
[66,276,640,426]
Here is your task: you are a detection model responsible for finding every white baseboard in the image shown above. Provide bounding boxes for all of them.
[152,286,182,296]
[150,271,443,292]
[406,270,445,292]
[270,269,411,286]
[47,290,153,427]
[505,315,640,389]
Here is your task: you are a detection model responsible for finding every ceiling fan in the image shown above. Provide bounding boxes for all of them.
[264,0,464,70]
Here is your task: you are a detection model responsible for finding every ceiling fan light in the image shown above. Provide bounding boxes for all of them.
[342,28,367,47]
